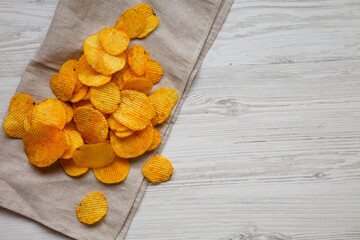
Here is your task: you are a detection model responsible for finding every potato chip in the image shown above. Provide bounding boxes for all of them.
[110,123,153,158]
[93,156,129,184]
[149,94,172,125]
[120,77,153,95]
[152,87,179,108]
[147,127,161,151]
[59,159,89,177]
[111,64,129,87]
[60,59,78,75]
[32,98,67,129]
[128,45,150,76]
[122,69,137,83]
[112,90,155,130]
[50,73,78,101]
[84,34,126,75]
[134,3,159,38]
[82,88,91,100]
[114,128,135,138]
[77,55,112,87]
[99,28,130,56]
[107,115,128,132]
[70,86,88,103]
[90,82,121,114]
[61,102,74,123]
[142,155,173,183]
[76,192,107,225]
[72,100,93,109]
[23,123,67,167]
[9,93,35,112]
[23,108,33,132]
[114,8,146,39]
[144,60,163,84]
[73,142,115,168]
[73,107,108,144]
[61,123,84,159]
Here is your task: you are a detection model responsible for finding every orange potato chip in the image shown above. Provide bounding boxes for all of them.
[149,94,172,125]
[128,45,150,76]
[122,69,137,83]
[59,159,89,177]
[72,100,93,109]
[107,115,128,132]
[61,123,84,159]
[23,107,33,132]
[144,60,163,85]
[50,73,78,101]
[59,59,78,75]
[61,102,74,123]
[113,90,155,130]
[73,142,115,168]
[110,123,154,158]
[147,127,161,151]
[70,86,88,103]
[153,87,179,108]
[142,155,173,183]
[32,98,67,129]
[93,156,129,184]
[111,64,129,87]
[114,128,135,138]
[77,55,112,87]
[23,123,67,167]
[84,34,126,75]
[82,88,91,100]
[120,77,153,95]
[114,8,146,39]
[76,192,107,225]
[90,81,121,114]
[134,3,159,38]
[9,93,35,112]
[73,107,108,144]
[99,28,130,56]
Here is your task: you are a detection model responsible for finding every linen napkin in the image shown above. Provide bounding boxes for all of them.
[0,0,233,239]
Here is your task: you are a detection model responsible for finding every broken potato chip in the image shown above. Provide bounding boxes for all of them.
[76,192,107,225]
[142,155,173,183]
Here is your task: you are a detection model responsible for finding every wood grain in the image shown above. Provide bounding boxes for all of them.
[1,0,360,239]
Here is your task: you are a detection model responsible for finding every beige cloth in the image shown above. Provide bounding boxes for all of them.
[0,0,233,239]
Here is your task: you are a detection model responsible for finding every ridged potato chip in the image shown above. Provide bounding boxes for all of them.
[107,115,128,132]
[50,73,78,101]
[122,69,137,83]
[99,28,130,56]
[112,90,155,130]
[72,100,93,109]
[114,8,146,39]
[120,77,153,95]
[23,108,33,132]
[77,55,112,87]
[134,3,159,38]
[142,155,173,183]
[90,81,121,114]
[73,142,115,168]
[153,87,179,108]
[32,98,67,129]
[8,93,35,112]
[74,107,108,144]
[82,88,91,100]
[114,128,135,138]
[61,102,74,123]
[76,192,107,225]
[111,64,129,87]
[128,45,150,76]
[84,34,126,75]
[110,123,153,158]
[147,127,161,151]
[149,94,172,125]
[60,59,78,75]
[59,159,89,177]
[70,86,88,103]
[144,60,163,84]
[23,123,67,167]
[93,156,129,184]
[61,122,84,159]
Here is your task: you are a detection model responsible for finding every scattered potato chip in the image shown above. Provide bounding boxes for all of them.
[144,60,163,84]
[23,108,33,132]
[84,34,126,75]
[149,94,172,125]
[142,155,173,183]
[73,142,115,168]
[32,98,67,129]
[134,3,159,38]
[114,8,146,39]
[77,55,112,87]
[153,88,179,108]
[99,28,130,56]
[111,64,129,87]
[107,115,128,132]
[59,159,89,177]
[72,100,93,109]
[112,90,155,130]
[50,73,78,101]
[8,93,35,112]
[70,86,88,103]
[60,102,74,123]
[147,127,161,151]
[90,81,121,114]
[110,123,153,158]
[76,192,107,225]
[114,128,135,138]
[128,45,150,76]
[73,107,108,144]
[23,123,67,167]
[61,122,84,159]
[93,156,129,184]
[120,77,153,95]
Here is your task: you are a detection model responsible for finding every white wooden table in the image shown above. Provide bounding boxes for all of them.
[1,0,360,239]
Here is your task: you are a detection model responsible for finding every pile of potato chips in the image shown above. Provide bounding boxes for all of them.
[4,4,176,225]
